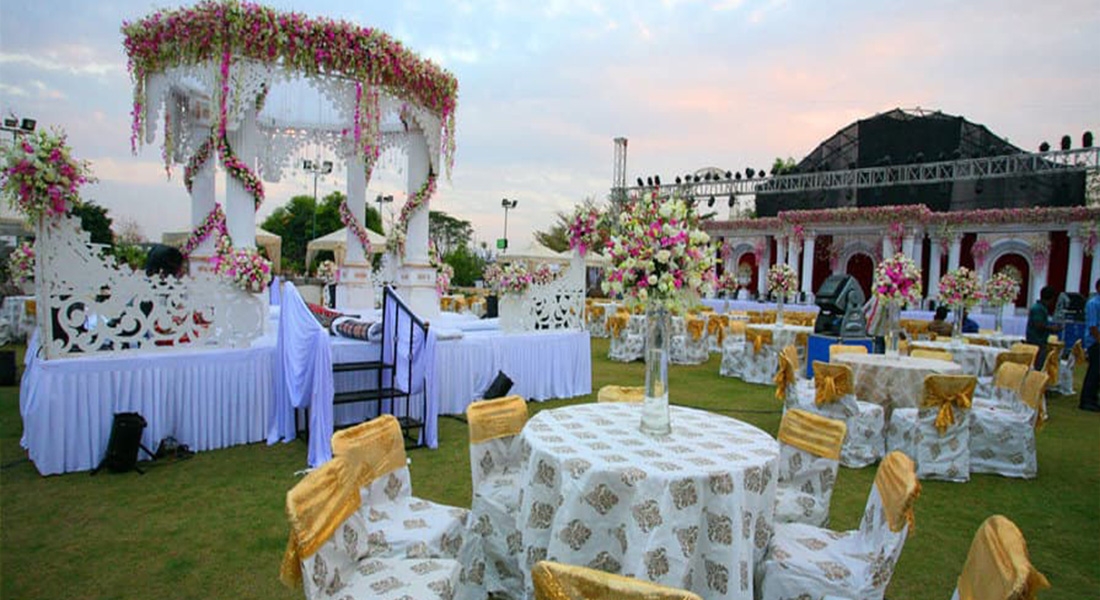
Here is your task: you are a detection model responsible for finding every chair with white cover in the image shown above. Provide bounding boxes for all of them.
[775,345,814,409]
[758,451,921,600]
[973,362,1028,411]
[706,313,729,354]
[532,560,702,600]
[280,451,462,600]
[1008,343,1040,368]
[829,343,868,362]
[775,408,847,527]
[969,370,1048,479]
[885,374,976,482]
[950,515,1050,600]
[670,315,708,365]
[457,395,529,599]
[718,321,749,378]
[330,415,468,560]
[807,361,885,468]
[607,313,644,363]
[910,347,954,362]
[733,326,778,384]
[586,303,610,338]
[1039,341,1063,397]
[1051,339,1084,395]
[597,385,644,403]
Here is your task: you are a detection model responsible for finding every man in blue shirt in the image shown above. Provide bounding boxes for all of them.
[1079,279,1100,412]
[1025,286,1062,369]
[961,309,980,334]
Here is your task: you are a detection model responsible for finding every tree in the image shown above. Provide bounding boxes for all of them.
[428,211,473,255]
[534,211,570,253]
[444,245,486,287]
[771,157,797,176]
[114,217,146,245]
[71,201,113,246]
[261,191,381,274]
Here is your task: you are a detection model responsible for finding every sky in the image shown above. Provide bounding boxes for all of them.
[1,0,1098,251]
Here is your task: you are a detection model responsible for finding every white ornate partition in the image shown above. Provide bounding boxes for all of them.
[36,216,264,359]
[499,254,586,333]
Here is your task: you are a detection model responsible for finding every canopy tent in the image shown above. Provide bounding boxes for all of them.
[583,250,611,267]
[305,227,387,268]
[499,240,569,264]
[162,228,283,274]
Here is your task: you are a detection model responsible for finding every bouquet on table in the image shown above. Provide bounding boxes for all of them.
[214,247,273,293]
[1,129,95,222]
[482,263,503,292]
[7,241,35,285]
[496,263,532,295]
[530,263,560,286]
[767,263,798,301]
[984,271,1020,307]
[873,253,923,306]
[315,259,338,283]
[939,267,983,308]
[717,270,740,296]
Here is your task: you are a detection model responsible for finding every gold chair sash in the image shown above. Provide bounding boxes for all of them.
[1008,343,1040,367]
[996,350,1036,371]
[607,314,627,338]
[453,297,468,311]
[829,343,868,361]
[773,354,796,401]
[1020,371,1050,429]
[967,337,991,346]
[729,320,747,336]
[589,304,606,323]
[532,560,703,600]
[746,328,773,355]
[813,361,854,405]
[922,374,976,435]
[992,362,1028,393]
[778,408,847,460]
[686,317,706,341]
[440,297,453,311]
[467,395,528,444]
[911,347,954,362]
[781,344,800,370]
[1042,341,1063,383]
[330,415,407,488]
[280,451,363,588]
[598,385,645,403]
[957,515,1050,600]
[1072,339,1087,363]
[875,451,921,533]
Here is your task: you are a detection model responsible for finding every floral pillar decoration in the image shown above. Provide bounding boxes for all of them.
[984,271,1021,333]
[873,253,923,355]
[972,237,991,270]
[603,192,716,436]
[939,267,983,342]
[1030,235,1051,303]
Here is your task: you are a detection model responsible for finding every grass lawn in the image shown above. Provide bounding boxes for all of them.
[2,338,1098,599]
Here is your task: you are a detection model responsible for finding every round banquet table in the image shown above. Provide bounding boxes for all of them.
[744,323,813,349]
[833,353,963,411]
[516,403,779,600]
[962,332,1025,349]
[910,339,1005,377]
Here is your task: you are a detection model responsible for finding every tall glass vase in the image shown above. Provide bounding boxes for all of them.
[641,305,672,436]
[884,300,902,356]
[775,294,785,326]
[952,303,965,342]
[994,306,1004,334]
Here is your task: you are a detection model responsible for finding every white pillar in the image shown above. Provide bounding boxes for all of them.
[882,237,895,258]
[909,230,924,266]
[396,133,439,319]
[948,238,961,272]
[927,240,943,300]
[787,237,799,270]
[225,105,257,249]
[1032,265,1049,303]
[336,153,375,310]
[1067,231,1084,294]
[1091,250,1100,294]
[776,237,787,267]
[801,234,816,298]
[757,241,770,299]
[901,234,915,261]
[188,125,217,277]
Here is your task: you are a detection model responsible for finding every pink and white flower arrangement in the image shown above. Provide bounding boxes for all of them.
[972,238,991,268]
[315,259,338,283]
[873,253,923,306]
[214,246,272,293]
[429,240,452,296]
[496,263,533,295]
[567,204,605,256]
[985,271,1021,307]
[481,263,503,291]
[7,241,35,285]
[385,228,406,257]
[717,270,740,294]
[767,263,799,300]
[939,267,983,308]
[530,263,561,286]
[602,193,716,312]
[1,129,95,222]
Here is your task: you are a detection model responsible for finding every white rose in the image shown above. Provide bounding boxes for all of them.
[655,249,671,264]
[648,274,658,286]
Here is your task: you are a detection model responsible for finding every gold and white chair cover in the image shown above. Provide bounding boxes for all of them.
[531,560,703,600]
[670,315,709,365]
[829,344,868,361]
[758,451,921,600]
[597,385,644,403]
[458,395,529,599]
[721,326,777,384]
[969,371,1048,479]
[886,374,976,482]
[281,452,462,600]
[1040,341,1062,396]
[1008,343,1040,368]
[974,361,1028,410]
[910,347,954,362]
[706,313,730,353]
[608,313,645,363]
[805,361,885,468]
[330,416,468,561]
[774,345,814,408]
[1052,339,1084,395]
[950,515,1050,600]
[587,303,610,338]
[774,409,847,527]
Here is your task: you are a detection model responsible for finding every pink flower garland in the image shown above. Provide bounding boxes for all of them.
[972,238,991,268]
[0,129,95,223]
[183,137,215,193]
[393,173,437,253]
[180,203,229,258]
[338,200,373,257]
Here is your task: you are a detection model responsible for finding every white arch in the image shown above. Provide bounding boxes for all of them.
[728,241,756,269]
[980,239,1033,281]
[838,240,878,274]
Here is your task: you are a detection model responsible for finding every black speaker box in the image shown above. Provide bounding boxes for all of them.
[483,371,514,399]
[96,413,151,474]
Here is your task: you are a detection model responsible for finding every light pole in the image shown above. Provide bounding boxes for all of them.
[303,158,333,240]
[1,115,36,145]
[501,198,518,252]
[375,194,393,232]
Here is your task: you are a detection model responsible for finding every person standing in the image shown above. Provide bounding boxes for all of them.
[1025,286,1062,369]
[1079,279,1100,412]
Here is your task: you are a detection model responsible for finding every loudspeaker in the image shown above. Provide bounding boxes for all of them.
[0,350,15,386]
[483,371,514,399]
[93,412,154,475]
[483,295,499,319]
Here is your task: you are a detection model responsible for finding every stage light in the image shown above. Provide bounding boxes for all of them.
[654,175,661,186]
[3,117,16,129]
[704,173,712,181]
[646,176,653,186]
[707,196,715,207]
[1084,131,1094,148]
[1061,135,1071,151]
[735,172,742,181]
[636,177,644,187]
[728,196,735,208]
[675,176,682,184]
[20,118,35,132]
[746,168,755,179]
[693,175,701,183]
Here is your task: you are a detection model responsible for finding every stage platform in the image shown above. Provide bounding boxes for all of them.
[19,310,591,476]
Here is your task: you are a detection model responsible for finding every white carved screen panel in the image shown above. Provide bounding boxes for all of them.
[499,254,586,333]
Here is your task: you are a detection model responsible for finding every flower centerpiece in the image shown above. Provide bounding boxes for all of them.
[767,263,798,324]
[717,270,740,298]
[213,247,273,293]
[939,267,983,340]
[873,253,923,354]
[315,259,338,283]
[984,271,1021,333]
[530,263,561,286]
[496,263,533,295]
[1,129,95,223]
[567,204,605,257]
[7,241,35,291]
[429,241,452,297]
[603,192,716,436]
[482,263,503,292]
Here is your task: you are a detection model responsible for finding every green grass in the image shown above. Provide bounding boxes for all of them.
[2,339,1098,599]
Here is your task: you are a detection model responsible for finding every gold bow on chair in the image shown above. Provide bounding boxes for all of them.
[956,515,1050,600]
[453,297,468,312]
[774,353,796,401]
[330,415,408,488]
[588,304,606,324]
[687,317,706,341]
[746,328,773,355]
[1020,370,1050,430]
[778,408,847,460]
[922,374,976,435]
[812,361,853,405]
[607,314,627,338]
[1072,339,1087,364]
[875,451,921,533]
[532,560,703,600]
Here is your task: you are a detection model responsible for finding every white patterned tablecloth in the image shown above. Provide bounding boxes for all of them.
[910,339,1005,377]
[962,332,1025,349]
[517,403,779,600]
[834,353,963,412]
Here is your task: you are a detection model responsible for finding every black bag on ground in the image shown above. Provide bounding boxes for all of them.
[483,371,514,399]
[94,412,154,474]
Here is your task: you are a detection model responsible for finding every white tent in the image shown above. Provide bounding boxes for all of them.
[584,250,611,267]
[499,240,569,264]
[305,227,387,268]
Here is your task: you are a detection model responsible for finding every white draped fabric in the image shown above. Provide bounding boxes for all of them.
[435,330,591,415]
[902,310,1026,336]
[701,299,819,314]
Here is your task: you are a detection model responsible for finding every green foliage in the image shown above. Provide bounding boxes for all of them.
[771,156,798,176]
[443,245,486,287]
[108,243,148,271]
[428,211,473,255]
[70,201,114,246]
[261,192,381,275]
[534,211,570,253]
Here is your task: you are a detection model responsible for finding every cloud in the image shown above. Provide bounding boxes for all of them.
[0,50,120,77]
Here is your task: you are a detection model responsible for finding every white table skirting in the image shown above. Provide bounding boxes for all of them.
[901,309,1026,337]
[702,298,819,313]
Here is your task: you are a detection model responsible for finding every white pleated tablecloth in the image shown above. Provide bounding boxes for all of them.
[834,353,963,411]
[516,403,779,600]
